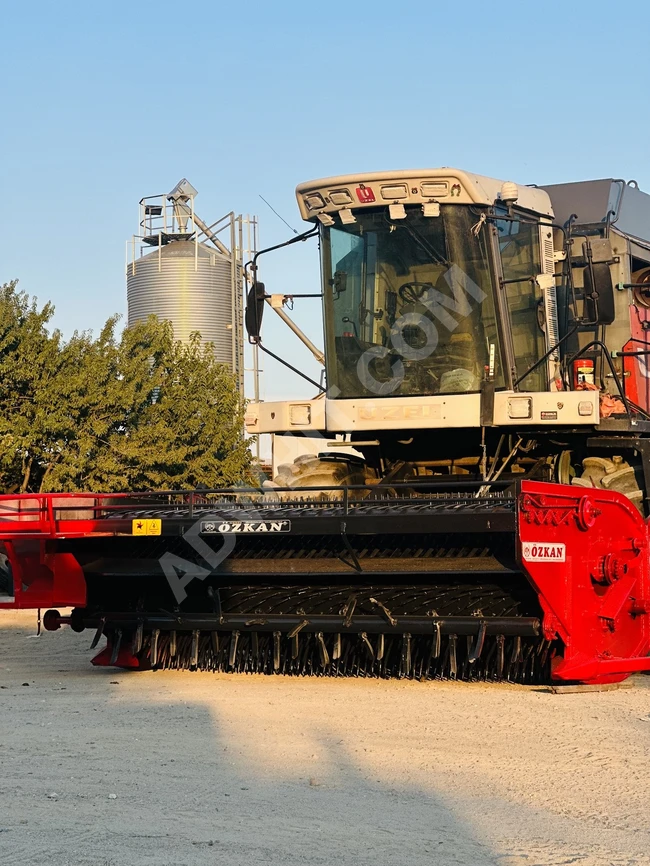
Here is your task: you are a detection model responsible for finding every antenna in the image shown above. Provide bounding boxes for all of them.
[258,195,298,235]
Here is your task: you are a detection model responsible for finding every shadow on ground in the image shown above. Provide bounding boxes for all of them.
[0,612,648,866]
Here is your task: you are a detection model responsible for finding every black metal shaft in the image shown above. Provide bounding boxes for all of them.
[81,612,539,637]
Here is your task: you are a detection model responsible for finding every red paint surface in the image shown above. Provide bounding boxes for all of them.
[519,481,650,683]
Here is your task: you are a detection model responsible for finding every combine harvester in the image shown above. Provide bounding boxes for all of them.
[3,169,650,685]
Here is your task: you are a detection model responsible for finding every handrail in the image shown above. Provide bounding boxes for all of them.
[0,479,513,503]
[0,482,515,524]
[0,482,518,542]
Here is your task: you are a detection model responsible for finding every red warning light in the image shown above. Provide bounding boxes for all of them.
[355,185,376,204]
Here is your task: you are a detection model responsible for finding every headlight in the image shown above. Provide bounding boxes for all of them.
[507,397,533,419]
[289,404,311,426]
[578,401,594,416]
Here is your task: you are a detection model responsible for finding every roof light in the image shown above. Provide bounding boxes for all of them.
[339,208,357,225]
[500,181,519,205]
[304,192,326,210]
[380,183,408,200]
[421,181,449,197]
[329,189,353,206]
[422,201,440,217]
[317,213,334,226]
[389,203,407,220]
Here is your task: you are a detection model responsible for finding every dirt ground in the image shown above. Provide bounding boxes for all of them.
[0,611,649,866]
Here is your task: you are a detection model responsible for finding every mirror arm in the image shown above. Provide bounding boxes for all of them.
[244,225,319,284]
[513,324,579,389]
[243,225,323,388]
[256,341,326,393]
[266,297,325,365]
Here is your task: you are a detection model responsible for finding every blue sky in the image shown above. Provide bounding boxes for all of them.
[2,0,649,401]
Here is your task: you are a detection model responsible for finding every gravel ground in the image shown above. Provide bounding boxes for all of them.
[0,610,649,866]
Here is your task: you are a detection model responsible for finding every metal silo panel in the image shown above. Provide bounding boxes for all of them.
[127,240,235,368]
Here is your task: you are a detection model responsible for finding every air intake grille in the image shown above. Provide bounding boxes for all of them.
[541,226,560,365]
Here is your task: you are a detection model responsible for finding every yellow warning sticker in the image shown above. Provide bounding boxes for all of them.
[132,518,162,536]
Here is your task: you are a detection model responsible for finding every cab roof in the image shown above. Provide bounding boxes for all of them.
[295,168,554,221]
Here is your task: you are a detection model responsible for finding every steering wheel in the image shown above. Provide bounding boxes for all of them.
[398,281,434,304]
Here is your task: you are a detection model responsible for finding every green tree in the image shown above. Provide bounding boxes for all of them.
[0,281,252,493]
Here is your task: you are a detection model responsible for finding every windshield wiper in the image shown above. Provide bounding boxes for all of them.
[386,215,449,267]
[404,224,449,266]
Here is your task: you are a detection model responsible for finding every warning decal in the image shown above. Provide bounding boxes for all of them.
[132,518,162,536]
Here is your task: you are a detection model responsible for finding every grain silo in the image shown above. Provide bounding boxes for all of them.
[126,179,257,395]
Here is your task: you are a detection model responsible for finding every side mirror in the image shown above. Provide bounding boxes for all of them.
[330,270,347,299]
[582,239,615,325]
[245,282,266,341]
[583,263,615,325]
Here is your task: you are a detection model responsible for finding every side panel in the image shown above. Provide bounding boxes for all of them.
[0,540,86,610]
[518,481,650,683]
[325,392,598,432]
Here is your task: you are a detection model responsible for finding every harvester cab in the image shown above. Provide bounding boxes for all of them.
[246,170,650,504]
[2,168,650,686]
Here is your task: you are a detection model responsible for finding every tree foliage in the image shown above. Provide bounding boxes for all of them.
[0,281,252,493]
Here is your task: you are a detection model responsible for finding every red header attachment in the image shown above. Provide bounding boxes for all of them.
[518,481,650,684]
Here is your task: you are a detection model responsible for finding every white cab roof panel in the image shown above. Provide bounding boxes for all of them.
[296,168,554,220]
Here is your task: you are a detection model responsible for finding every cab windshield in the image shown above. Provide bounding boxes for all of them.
[321,206,504,398]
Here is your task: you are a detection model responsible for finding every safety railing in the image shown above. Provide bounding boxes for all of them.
[0,480,517,539]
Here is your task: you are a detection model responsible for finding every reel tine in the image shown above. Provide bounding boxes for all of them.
[482,635,496,680]
[191,630,200,669]
[524,643,536,681]
[131,622,143,656]
[150,629,160,667]
[400,633,412,678]
[299,632,312,675]
[156,634,166,668]
[510,635,522,667]
[273,631,282,673]
[432,620,441,659]
[342,594,357,627]
[360,631,375,661]
[228,631,240,670]
[110,629,122,666]
[496,635,505,679]
[287,619,309,662]
[207,585,222,621]
[448,634,457,679]
[90,617,106,650]
[369,597,396,627]
[169,630,177,658]
[468,621,487,664]
[376,632,385,662]
[317,632,330,667]
[332,633,342,661]
[539,639,551,669]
